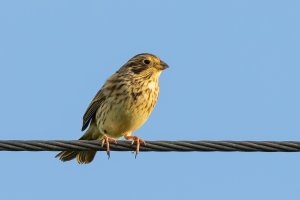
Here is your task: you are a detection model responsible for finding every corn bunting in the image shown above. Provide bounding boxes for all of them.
[56,53,168,164]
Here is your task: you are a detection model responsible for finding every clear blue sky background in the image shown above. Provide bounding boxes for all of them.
[0,0,300,199]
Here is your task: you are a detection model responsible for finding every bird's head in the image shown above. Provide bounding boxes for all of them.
[120,53,169,79]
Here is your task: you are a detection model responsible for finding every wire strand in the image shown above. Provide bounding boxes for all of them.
[0,140,300,152]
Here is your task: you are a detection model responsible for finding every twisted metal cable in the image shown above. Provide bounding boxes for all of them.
[1,140,300,152]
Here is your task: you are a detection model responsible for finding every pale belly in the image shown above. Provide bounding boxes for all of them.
[94,77,160,139]
[96,95,155,138]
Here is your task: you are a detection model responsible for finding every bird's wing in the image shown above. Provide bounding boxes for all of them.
[81,71,121,131]
[81,89,106,131]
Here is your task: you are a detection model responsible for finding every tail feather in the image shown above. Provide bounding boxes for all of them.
[55,151,78,162]
[76,151,97,164]
[55,150,97,164]
[55,119,99,164]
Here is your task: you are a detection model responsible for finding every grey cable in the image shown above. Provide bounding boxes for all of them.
[1,140,300,152]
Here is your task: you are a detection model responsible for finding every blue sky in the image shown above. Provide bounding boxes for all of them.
[1,0,300,199]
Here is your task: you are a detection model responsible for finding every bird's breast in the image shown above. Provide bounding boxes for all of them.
[148,81,156,90]
[96,81,159,138]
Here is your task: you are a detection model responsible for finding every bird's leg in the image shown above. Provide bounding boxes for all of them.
[101,135,117,159]
[124,136,146,158]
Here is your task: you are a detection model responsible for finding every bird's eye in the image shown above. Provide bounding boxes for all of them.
[143,59,151,65]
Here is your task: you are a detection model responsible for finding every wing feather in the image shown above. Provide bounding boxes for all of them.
[81,89,105,131]
[81,72,121,131]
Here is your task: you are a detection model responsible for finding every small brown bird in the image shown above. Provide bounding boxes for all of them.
[56,53,168,164]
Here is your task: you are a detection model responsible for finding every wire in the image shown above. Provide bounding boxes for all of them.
[0,140,300,152]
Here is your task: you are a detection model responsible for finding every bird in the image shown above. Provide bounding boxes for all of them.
[55,53,168,164]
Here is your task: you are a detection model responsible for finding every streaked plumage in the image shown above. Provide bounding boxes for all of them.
[56,53,168,164]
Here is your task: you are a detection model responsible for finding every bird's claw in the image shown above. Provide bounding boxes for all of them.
[125,136,145,158]
[101,135,117,159]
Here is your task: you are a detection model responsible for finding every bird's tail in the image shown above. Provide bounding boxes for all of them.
[55,132,97,164]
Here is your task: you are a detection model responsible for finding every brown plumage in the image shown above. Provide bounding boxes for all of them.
[56,53,168,164]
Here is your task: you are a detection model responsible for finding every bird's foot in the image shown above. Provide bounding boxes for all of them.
[101,135,117,159]
[124,136,146,158]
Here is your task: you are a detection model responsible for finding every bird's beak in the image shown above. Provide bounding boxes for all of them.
[159,60,169,70]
